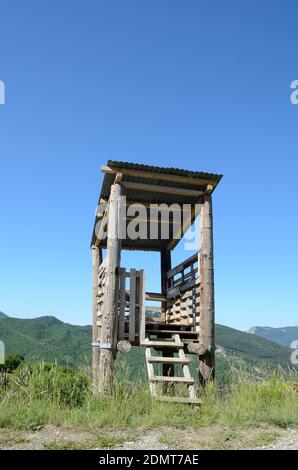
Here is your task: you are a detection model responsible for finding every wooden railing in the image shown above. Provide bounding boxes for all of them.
[98,253,200,346]
[165,252,200,331]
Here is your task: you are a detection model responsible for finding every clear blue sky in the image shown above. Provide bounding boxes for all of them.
[0,1,297,330]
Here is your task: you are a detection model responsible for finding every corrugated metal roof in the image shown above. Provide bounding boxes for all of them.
[91,160,223,250]
[107,160,222,181]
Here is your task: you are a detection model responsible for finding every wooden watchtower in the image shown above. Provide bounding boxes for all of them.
[91,161,222,403]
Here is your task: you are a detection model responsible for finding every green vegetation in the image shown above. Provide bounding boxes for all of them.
[0,314,296,448]
[251,431,280,447]
[0,315,295,371]
[43,434,125,450]
[0,361,297,434]
[0,315,91,366]
[0,353,25,373]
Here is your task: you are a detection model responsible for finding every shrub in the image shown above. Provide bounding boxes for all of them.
[6,362,91,407]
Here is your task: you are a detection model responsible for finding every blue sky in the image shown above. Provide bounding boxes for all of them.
[0,1,297,330]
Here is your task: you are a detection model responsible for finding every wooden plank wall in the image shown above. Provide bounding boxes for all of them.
[96,258,107,340]
[118,268,144,343]
[165,253,200,331]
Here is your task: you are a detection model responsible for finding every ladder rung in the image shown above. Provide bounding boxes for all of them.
[148,357,190,365]
[146,329,199,336]
[141,340,183,348]
[150,376,195,384]
[154,396,202,405]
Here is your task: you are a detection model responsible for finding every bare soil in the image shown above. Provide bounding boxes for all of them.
[0,425,297,450]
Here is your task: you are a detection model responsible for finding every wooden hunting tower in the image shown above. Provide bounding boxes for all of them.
[91,161,222,404]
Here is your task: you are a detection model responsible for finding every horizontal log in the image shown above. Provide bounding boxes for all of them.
[145,292,166,301]
[117,340,131,353]
[122,181,204,198]
[187,343,207,356]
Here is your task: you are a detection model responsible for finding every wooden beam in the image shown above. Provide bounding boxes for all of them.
[129,268,136,341]
[161,249,171,307]
[126,201,182,211]
[125,214,176,224]
[101,165,218,189]
[145,292,166,302]
[199,193,215,386]
[139,269,146,343]
[98,183,123,395]
[118,268,126,340]
[114,172,123,184]
[122,181,203,198]
[91,245,100,394]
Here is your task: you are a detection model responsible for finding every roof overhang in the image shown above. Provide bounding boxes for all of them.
[91,160,222,251]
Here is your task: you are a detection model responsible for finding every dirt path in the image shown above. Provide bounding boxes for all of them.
[0,425,297,450]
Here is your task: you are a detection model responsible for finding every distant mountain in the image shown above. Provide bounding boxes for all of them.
[247,325,298,348]
[0,312,8,318]
[0,314,295,372]
[216,324,293,368]
[0,315,91,366]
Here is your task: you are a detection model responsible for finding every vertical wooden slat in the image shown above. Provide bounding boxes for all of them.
[161,249,171,322]
[178,346,197,400]
[145,348,157,397]
[118,268,126,340]
[135,271,140,337]
[129,268,136,342]
[139,269,146,343]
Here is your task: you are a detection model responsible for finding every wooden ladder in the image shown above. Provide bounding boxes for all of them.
[143,332,201,405]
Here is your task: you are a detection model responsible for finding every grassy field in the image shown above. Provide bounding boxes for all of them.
[0,361,297,437]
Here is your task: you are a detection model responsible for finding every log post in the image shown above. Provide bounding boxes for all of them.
[91,245,101,394]
[160,249,171,320]
[160,249,173,381]
[98,183,123,394]
[199,193,215,385]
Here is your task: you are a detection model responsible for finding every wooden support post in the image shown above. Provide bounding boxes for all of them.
[98,183,123,394]
[139,269,146,343]
[92,245,101,394]
[199,193,215,386]
[160,249,171,322]
[160,249,172,380]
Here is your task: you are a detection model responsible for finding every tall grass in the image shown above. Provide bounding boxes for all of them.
[0,361,297,432]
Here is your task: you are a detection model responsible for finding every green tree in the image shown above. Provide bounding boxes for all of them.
[4,353,25,372]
